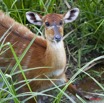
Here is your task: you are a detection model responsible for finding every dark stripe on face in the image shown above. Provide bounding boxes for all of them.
[53,24,62,42]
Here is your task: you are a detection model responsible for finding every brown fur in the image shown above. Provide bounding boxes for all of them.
[0,11,84,102]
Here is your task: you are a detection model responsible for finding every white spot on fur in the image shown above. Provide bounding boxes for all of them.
[47,68,64,77]
[18,26,23,31]
[0,14,4,21]
[55,76,66,86]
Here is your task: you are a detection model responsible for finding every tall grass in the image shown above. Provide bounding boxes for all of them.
[0,0,104,103]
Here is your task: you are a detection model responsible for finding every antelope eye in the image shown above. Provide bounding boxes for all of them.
[45,22,50,26]
[59,21,63,25]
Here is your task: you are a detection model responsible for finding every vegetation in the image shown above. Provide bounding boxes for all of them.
[0,0,104,103]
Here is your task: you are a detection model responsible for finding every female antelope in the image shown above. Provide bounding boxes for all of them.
[0,8,95,102]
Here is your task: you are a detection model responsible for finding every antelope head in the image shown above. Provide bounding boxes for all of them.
[26,8,79,43]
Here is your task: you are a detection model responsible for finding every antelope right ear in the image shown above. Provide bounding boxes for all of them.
[26,12,42,26]
[63,8,79,23]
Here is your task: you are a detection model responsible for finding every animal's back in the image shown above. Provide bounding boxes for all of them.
[0,11,59,95]
[0,11,47,70]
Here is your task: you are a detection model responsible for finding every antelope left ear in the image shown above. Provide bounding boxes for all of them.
[63,8,79,23]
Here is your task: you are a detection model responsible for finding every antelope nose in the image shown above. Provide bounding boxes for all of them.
[54,35,62,42]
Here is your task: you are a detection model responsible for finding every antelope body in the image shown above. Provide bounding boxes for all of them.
[0,8,87,102]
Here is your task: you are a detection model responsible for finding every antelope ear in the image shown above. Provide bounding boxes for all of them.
[26,11,42,26]
[63,8,79,23]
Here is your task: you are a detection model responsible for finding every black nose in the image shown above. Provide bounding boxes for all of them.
[54,35,62,42]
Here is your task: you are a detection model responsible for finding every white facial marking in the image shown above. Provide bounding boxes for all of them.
[51,40,63,48]
[46,25,54,29]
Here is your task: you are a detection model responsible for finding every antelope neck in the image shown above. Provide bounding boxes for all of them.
[45,40,66,70]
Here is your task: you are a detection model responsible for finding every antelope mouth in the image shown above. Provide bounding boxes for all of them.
[54,35,62,42]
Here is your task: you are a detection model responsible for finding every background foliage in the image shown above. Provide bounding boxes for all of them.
[0,0,104,103]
